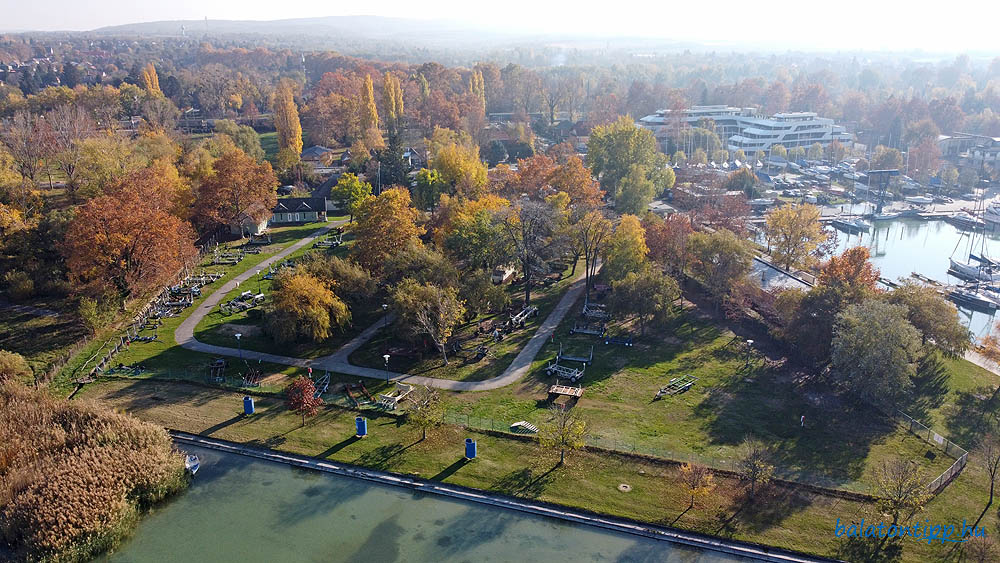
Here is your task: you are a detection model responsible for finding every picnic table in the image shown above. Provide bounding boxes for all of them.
[548,384,583,398]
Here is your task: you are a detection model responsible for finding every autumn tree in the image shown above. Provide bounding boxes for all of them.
[602,214,648,282]
[405,385,443,441]
[273,80,303,170]
[432,142,487,198]
[444,199,514,271]
[285,376,323,427]
[266,272,350,344]
[538,406,587,466]
[195,147,278,234]
[763,204,828,270]
[870,458,930,528]
[609,269,679,335]
[359,74,382,148]
[737,436,774,498]
[352,187,424,273]
[574,210,613,296]
[140,63,161,96]
[381,72,405,135]
[818,246,880,303]
[678,463,716,510]
[871,145,903,170]
[64,170,197,298]
[831,299,920,406]
[807,142,824,160]
[213,119,265,161]
[392,279,465,365]
[687,229,754,305]
[330,172,372,222]
[825,140,847,164]
[643,212,692,277]
[887,281,970,354]
[413,168,447,211]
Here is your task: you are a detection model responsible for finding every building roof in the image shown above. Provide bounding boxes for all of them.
[273,197,327,213]
[301,145,334,159]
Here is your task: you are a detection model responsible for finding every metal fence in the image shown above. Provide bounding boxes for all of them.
[895,410,969,493]
[442,411,871,493]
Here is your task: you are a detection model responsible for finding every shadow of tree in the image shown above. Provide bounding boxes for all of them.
[489,464,557,499]
[352,441,419,472]
[902,353,951,420]
[943,386,999,446]
[834,535,904,563]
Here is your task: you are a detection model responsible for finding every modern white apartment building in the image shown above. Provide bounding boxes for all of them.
[639,106,853,154]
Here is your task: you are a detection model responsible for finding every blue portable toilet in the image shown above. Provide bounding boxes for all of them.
[243,396,255,415]
[465,438,477,460]
[355,416,368,438]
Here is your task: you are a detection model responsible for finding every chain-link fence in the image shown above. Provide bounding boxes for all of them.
[896,410,969,493]
[442,410,872,493]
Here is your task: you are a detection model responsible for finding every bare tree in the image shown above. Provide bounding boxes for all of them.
[974,433,1000,529]
[0,111,49,186]
[965,536,998,563]
[574,210,612,300]
[46,104,96,202]
[499,200,559,306]
[737,436,774,498]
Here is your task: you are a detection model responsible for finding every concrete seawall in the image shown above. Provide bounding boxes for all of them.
[172,431,839,563]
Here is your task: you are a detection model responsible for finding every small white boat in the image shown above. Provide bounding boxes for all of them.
[185,454,200,475]
[904,196,934,205]
[872,212,900,221]
[949,259,1000,282]
[949,288,1000,311]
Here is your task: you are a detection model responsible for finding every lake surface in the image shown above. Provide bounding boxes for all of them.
[833,217,1000,338]
[102,445,748,562]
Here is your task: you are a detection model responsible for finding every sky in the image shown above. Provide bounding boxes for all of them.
[1,0,999,52]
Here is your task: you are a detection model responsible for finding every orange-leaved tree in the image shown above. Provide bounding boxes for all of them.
[285,376,323,427]
[195,147,278,234]
[64,167,198,298]
[351,187,424,273]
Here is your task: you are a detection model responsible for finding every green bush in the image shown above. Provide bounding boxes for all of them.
[2,270,35,302]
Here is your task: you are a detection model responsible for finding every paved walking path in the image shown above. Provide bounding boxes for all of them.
[176,223,592,391]
[965,349,1000,376]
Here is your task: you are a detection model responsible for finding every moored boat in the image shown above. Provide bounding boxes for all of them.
[185,454,200,475]
[948,288,1000,311]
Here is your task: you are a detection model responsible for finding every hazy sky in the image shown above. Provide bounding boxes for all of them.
[2,0,998,52]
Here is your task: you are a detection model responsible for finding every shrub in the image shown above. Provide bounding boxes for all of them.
[0,383,187,561]
[2,269,35,301]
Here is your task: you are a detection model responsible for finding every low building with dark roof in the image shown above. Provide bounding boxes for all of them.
[270,197,328,225]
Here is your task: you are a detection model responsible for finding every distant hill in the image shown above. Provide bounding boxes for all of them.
[92,15,540,48]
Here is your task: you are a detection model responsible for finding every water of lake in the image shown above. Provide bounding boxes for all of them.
[101,445,748,562]
[833,217,1000,338]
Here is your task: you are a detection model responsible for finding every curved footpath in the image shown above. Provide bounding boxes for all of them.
[176,224,590,391]
[173,431,833,563]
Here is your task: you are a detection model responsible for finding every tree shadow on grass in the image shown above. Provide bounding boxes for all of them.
[901,353,951,420]
[834,535,904,563]
[943,386,999,447]
[352,440,421,472]
[728,484,814,534]
[488,463,558,499]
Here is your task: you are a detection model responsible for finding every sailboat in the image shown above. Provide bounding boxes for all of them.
[949,193,997,281]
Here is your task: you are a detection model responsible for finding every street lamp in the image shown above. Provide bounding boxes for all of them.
[745,339,754,368]
[256,270,261,294]
[383,354,391,383]
[235,333,243,362]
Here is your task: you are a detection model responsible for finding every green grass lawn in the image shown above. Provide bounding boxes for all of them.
[446,294,959,493]
[348,261,583,382]
[50,222,334,397]
[259,131,279,165]
[191,228,385,360]
[77,376,995,562]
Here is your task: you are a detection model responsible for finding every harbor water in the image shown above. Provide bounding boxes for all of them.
[833,217,1000,339]
[101,445,748,562]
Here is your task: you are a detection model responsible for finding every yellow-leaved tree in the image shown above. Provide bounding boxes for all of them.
[273,80,303,169]
[763,203,828,271]
[360,74,383,148]
[140,63,161,96]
